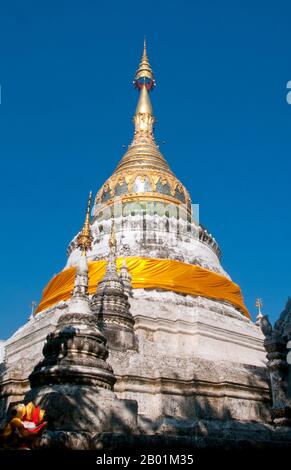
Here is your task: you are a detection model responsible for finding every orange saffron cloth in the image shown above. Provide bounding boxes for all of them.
[35,257,250,319]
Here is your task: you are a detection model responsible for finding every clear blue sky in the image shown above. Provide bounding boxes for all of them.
[0,0,290,338]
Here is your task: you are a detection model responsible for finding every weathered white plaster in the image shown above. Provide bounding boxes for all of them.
[0,340,5,364]
[66,215,227,277]
[2,286,268,425]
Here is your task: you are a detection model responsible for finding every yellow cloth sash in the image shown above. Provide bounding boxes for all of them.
[35,257,250,319]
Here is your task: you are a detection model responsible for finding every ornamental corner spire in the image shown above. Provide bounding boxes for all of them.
[76,191,93,256]
[255,298,264,325]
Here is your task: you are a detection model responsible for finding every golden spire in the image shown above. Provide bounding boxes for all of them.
[133,40,156,138]
[134,38,155,83]
[77,191,93,256]
[135,82,153,115]
[94,39,191,219]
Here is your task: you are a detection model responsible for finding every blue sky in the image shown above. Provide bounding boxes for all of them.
[0,0,290,338]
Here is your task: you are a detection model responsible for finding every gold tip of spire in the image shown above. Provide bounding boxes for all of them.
[135,39,155,83]
[77,191,93,256]
[143,37,147,58]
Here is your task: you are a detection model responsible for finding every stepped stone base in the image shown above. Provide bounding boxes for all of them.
[33,422,291,450]
[1,290,268,424]
[1,289,284,450]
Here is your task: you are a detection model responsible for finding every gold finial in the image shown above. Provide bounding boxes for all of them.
[133,40,155,136]
[134,39,155,84]
[142,37,147,61]
[77,191,93,256]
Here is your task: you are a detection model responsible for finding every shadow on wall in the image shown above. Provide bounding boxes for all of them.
[128,367,277,451]
[34,319,272,427]
[159,364,270,420]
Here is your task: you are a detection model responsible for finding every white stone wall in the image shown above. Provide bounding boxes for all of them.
[0,340,5,363]
[2,288,268,423]
[66,214,227,277]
